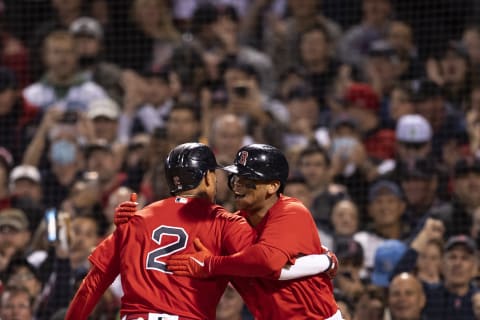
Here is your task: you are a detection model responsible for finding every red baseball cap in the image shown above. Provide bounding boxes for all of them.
[345,83,380,112]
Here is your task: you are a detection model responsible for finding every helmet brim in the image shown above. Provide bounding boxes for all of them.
[222,164,239,174]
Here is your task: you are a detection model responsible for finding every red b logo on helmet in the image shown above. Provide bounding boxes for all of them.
[238,151,248,166]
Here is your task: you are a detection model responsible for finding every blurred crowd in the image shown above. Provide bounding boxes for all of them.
[1,0,480,319]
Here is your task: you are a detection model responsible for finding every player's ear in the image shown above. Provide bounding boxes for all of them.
[266,180,280,195]
[204,170,216,188]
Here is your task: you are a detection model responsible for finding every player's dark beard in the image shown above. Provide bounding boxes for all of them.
[78,54,100,68]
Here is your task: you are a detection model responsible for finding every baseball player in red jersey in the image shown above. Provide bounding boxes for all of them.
[167,144,342,319]
[66,143,337,320]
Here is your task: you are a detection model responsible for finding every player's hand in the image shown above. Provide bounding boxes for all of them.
[322,246,338,279]
[114,193,138,226]
[167,238,213,278]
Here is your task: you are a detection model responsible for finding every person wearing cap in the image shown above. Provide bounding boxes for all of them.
[388,273,428,320]
[70,16,147,107]
[9,165,42,204]
[353,179,408,275]
[395,114,433,162]
[339,0,392,68]
[448,157,480,237]
[343,82,396,160]
[87,98,121,144]
[23,30,108,112]
[365,39,401,103]
[393,233,477,320]
[411,78,465,160]
[0,208,31,253]
[0,67,41,163]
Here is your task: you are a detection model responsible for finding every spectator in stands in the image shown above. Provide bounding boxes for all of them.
[35,214,104,319]
[0,12,30,87]
[164,103,202,149]
[448,157,480,237]
[342,82,395,160]
[427,41,472,111]
[395,114,432,163]
[0,68,40,163]
[354,180,408,273]
[192,4,275,95]
[297,144,347,228]
[298,23,341,107]
[119,68,173,142]
[23,31,108,111]
[415,238,442,285]
[330,199,360,240]
[5,257,43,303]
[8,165,42,205]
[259,0,341,74]
[386,21,423,81]
[0,147,13,210]
[0,285,34,320]
[30,0,86,79]
[410,79,466,160]
[364,40,402,102]
[473,291,480,320]
[84,139,125,208]
[223,61,287,145]
[0,209,31,254]
[111,0,180,72]
[283,86,328,151]
[319,198,361,250]
[121,134,150,193]
[394,234,477,320]
[103,186,134,234]
[284,176,314,210]
[339,0,392,68]
[86,98,120,144]
[208,113,248,210]
[334,238,366,303]
[70,16,146,106]
[387,273,426,320]
[462,25,480,72]
[397,157,450,229]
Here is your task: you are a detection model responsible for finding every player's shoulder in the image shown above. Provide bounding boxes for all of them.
[277,195,309,210]
[212,206,247,223]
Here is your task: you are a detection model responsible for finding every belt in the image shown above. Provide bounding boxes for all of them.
[121,313,197,320]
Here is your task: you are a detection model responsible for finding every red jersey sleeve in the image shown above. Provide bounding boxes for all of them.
[208,197,321,277]
[65,266,117,320]
[216,208,256,254]
[89,222,131,274]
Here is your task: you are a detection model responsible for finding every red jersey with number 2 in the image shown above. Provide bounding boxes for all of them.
[233,195,338,319]
[89,196,255,319]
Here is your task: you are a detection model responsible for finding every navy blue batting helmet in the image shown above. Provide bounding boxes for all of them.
[165,143,220,195]
[223,144,289,192]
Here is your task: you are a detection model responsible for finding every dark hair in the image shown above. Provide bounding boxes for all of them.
[166,102,201,122]
[298,144,331,167]
[300,23,332,44]
[222,61,261,84]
